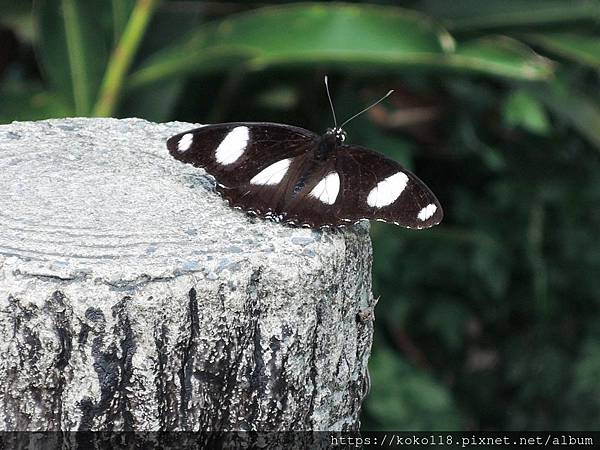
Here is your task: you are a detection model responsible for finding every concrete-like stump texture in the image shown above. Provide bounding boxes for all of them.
[0,118,375,431]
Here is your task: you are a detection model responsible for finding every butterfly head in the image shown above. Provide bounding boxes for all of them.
[325,127,347,145]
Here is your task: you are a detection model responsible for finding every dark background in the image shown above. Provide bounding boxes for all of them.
[2,0,600,430]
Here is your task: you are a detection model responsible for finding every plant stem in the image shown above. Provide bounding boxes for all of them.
[93,0,159,117]
[62,0,90,115]
[111,0,130,45]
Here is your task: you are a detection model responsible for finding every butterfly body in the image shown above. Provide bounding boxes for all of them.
[167,122,442,229]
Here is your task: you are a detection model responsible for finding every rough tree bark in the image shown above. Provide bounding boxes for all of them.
[0,118,375,432]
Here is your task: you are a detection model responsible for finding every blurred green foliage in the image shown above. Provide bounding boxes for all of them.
[1,0,600,431]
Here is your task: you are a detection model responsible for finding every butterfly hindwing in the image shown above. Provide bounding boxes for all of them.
[212,148,338,225]
[259,156,339,226]
[334,145,443,228]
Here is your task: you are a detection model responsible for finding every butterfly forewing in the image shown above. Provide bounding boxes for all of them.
[166,122,318,188]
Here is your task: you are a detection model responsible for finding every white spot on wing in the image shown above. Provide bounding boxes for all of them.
[177,133,193,152]
[250,158,292,185]
[417,203,437,221]
[215,126,249,165]
[367,172,409,208]
[309,172,340,205]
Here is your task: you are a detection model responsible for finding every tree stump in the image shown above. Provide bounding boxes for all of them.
[0,118,375,431]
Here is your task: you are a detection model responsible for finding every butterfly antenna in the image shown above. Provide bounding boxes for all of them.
[340,89,394,129]
[324,75,338,128]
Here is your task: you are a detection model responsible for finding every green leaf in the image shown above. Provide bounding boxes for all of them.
[93,0,159,117]
[572,340,600,397]
[524,32,600,69]
[365,346,462,430]
[503,89,550,135]
[129,2,456,87]
[1,0,35,41]
[426,300,469,351]
[129,3,554,90]
[120,79,184,122]
[0,80,71,123]
[111,0,136,46]
[418,0,600,31]
[525,77,600,151]
[34,0,108,115]
[450,36,554,80]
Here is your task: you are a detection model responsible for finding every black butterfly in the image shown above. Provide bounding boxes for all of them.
[166,79,443,230]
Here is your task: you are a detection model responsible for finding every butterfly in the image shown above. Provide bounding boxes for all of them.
[166,77,443,230]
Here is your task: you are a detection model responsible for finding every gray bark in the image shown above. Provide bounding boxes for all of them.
[0,118,375,431]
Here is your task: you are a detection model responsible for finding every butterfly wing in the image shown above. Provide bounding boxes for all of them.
[167,123,442,229]
[167,122,322,219]
[166,122,318,188]
[333,144,443,229]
